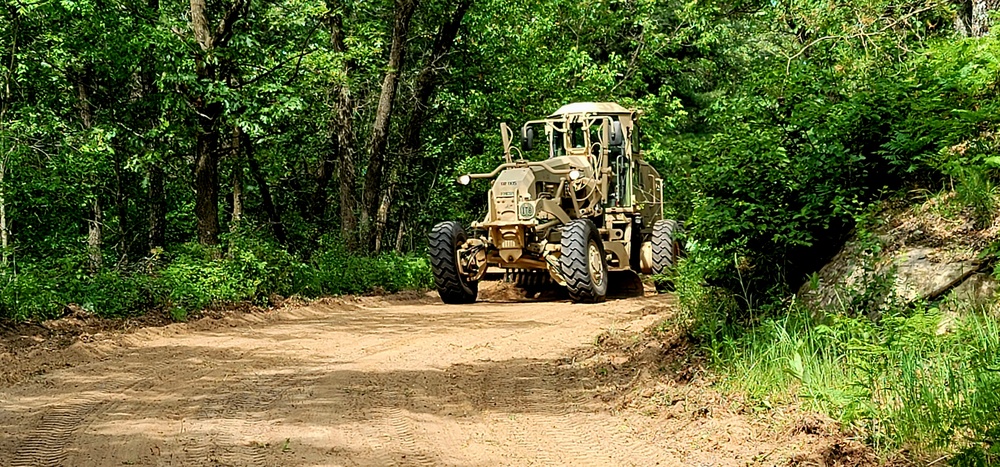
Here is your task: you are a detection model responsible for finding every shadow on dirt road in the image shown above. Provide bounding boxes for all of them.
[0,287,874,466]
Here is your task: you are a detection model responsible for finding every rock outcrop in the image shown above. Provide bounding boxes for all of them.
[798,193,997,314]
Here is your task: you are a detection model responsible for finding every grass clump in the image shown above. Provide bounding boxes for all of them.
[677,251,1000,464]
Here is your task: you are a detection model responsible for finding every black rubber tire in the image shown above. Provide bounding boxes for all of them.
[560,219,608,303]
[651,219,683,292]
[428,221,478,304]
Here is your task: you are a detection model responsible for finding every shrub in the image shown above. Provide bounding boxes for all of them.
[311,238,433,296]
[679,286,1000,462]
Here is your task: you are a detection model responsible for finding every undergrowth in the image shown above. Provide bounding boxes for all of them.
[676,248,1000,465]
[0,233,433,322]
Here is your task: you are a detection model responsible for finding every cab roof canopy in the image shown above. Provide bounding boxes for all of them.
[549,102,631,117]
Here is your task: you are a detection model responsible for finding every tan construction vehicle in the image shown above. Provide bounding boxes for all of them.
[429,102,683,304]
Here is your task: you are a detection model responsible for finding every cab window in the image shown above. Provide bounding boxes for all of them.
[570,123,586,149]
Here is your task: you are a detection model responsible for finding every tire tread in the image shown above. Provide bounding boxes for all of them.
[560,219,607,303]
[429,221,478,304]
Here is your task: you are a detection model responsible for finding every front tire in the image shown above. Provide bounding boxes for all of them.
[560,219,608,303]
[429,221,478,304]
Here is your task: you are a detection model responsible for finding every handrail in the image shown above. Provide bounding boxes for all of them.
[529,159,574,175]
[464,158,575,181]
[467,163,515,180]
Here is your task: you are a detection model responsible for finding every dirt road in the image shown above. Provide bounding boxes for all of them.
[0,285,870,466]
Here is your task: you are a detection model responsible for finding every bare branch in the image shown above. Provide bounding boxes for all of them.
[785,3,940,74]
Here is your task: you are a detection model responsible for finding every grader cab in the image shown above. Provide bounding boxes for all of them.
[429,102,682,303]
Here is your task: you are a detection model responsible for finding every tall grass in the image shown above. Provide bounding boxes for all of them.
[955,168,998,229]
[676,256,1000,464]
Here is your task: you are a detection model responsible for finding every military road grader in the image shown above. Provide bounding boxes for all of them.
[429,103,682,304]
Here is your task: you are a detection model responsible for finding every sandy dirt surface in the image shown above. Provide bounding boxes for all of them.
[0,283,874,466]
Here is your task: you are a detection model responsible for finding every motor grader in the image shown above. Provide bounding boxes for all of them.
[429,102,682,304]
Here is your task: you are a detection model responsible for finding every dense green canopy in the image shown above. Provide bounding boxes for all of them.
[0,0,997,317]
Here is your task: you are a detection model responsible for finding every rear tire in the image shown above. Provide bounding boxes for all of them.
[429,221,478,304]
[513,269,552,298]
[651,219,683,292]
[560,219,608,303]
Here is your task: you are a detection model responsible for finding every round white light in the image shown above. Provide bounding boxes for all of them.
[458,174,472,185]
[569,169,581,181]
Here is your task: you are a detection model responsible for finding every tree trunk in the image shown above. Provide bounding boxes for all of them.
[957,0,999,36]
[372,0,471,254]
[231,166,244,232]
[88,199,103,271]
[394,211,407,254]
[241,129,287,244]
[327,5,360,250]
[335,82,359,249]
[76,75,103,271]
[0,157,7,267]
[189,0,248,246]
[229,125,244,232]
[972,0,999,36]
[360,0,419,250]
[335,81,359,249]
[191,0,221,246]
[956,0,974,36]
[148,165,166,250]
[141,0,165,253]
[0,11,16,267]
[193,111,222,246]
[312,154,334,222]
[373,183,394,253]
[112,144,131,265]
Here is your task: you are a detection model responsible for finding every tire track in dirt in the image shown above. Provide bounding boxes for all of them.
[5,347,242,467]
[9,399,100,467]
[155,371,288,466]
[477,310,671,467]
[511,384,611,466]
[7,361,172,467]
[605,414,673,466]
[460,304,623,466]
[360,323,470,467]
[545,378,672,466]
[384,406,438,466]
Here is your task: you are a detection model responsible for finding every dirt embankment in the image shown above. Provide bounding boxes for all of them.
[0,283,873,466]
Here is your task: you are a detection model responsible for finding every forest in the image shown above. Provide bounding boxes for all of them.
[2,0,1000,462]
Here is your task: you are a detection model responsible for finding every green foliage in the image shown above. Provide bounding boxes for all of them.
[0,260,158,321]
[659,4,1000,322]
[677,198,1000,463]
[954,168,998,229]
[311,236,434,295]
[0,238,432,322]
[681,291,1000,462]
[158,244,266,311]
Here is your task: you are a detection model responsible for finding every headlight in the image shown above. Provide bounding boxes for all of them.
[569,169,581,181]
[458,174,471,185]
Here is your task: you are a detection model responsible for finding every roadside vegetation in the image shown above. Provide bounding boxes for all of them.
[3,0,1000,463]
[678,248,1000,464]
[1,233,431,322]
[669,17,1000,462]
